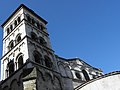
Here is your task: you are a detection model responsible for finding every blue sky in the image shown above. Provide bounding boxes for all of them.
[0,0,120,73]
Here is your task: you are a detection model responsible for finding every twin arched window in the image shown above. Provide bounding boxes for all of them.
[26,15,35,25]
[14,17,21,27]
[8,34,21,51]
[6,16,21,35]
[75,70,90,81]
[31,32,47,46]
[7,53,24,77]
[26,15,44,30]
[33,51,53,68]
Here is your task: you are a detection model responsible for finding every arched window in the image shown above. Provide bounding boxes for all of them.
[26,15,31,22]
[8,61,14,76]
[17,17,21,23]
[33,51,42,64]
[31,32,37,41]
[44,56,53,68]
[75,72,81,79]
[10,25,13,30]
[5,69,8,78]
[39,37,47,46]
[9,40,14,50]
[14,20,17,26]
[7,28,10,35]
[17,55,23,68]
[82,70,90,81]
[15,34,21,44]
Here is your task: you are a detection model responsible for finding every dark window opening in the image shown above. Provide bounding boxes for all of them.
[39,37,47,46]
[27,15,31,22]
[16,35,21,43]
[34,53,40,63]
[32,19,35,25]
[14,20,17,26]
[18,55,23,68]
[17,17,21,23]
[33,51,42,64]
[6,69,8,78]
[31,32,37,41]
[82,70,90,81]
[40,25,44,30]
[7,28,10,35]
[75,72,81,79]
[10,25,13,30]
[8,61,14,76]
[9,41,14,50]
[44,56,52,68]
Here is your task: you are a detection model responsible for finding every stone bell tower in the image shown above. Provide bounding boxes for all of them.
[1,4,55,80]
[0,4,63,90]
[0,4,103,90]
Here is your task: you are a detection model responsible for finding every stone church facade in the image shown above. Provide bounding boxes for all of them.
[2,4,119,90]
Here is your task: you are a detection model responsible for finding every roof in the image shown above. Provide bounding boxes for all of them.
[1,4,48,27]
[56,55,102,71]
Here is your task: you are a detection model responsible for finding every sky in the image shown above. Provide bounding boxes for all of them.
[0,0,120,73]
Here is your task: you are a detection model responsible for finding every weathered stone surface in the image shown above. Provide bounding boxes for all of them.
[23,79,36,90]
[75,72,120,90]
[0,4,105,90]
